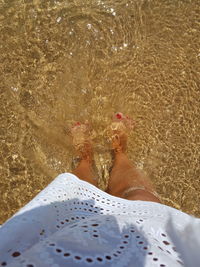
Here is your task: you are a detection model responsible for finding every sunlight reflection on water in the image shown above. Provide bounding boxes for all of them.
[0,0,200,223]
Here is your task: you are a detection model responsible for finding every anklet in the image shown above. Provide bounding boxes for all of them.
[122,186,160,200]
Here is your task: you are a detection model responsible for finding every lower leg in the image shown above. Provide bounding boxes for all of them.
[72,159,97,187]
[107,152,160,203]
[70,122,97,187]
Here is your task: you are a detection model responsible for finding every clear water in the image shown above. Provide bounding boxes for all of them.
[0,0,200,223]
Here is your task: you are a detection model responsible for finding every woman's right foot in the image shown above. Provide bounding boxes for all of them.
[109,112,135,154]
[70,121,93,163]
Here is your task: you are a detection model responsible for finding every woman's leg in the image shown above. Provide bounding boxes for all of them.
[107,152,160,202]
[70,122,97,187]
[72,159,97,186]
[107,112,160,203]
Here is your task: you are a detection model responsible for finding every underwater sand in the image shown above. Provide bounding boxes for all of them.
[0,0,200,223]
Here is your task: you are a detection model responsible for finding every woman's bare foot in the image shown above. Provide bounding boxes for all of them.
[70,121,97,186]
[107,113,160,202]
[108,112,135,154]
[70,121,93,163]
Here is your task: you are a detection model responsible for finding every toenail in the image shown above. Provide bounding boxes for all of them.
[116,113,122,119]
[74,122,81,126]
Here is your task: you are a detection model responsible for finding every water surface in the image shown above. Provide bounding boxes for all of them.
[0,0,200,223]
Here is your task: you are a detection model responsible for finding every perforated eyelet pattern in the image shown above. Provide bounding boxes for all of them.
[0,173,190,266]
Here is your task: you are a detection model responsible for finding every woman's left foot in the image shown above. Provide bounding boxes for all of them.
[107,112,135,153]
[70,121,93,162]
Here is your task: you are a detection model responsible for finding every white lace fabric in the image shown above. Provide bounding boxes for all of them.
[0,173,196,267]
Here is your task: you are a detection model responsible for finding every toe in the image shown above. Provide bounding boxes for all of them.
[113,112,125,121]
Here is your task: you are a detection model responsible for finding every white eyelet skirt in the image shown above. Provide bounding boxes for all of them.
[0,173,199,267]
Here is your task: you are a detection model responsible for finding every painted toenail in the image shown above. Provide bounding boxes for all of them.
[116,113,122,119]
[75,122,81,126]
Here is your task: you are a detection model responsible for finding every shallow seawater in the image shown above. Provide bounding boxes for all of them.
[0,0,200,223]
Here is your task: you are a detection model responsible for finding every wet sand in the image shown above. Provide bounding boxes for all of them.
[0,0,200,223]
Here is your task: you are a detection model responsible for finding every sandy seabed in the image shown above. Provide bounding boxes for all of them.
[0,0,200,223]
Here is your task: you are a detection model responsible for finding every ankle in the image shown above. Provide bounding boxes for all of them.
[79,158,93,166]
[113,152,133,170]
[114,151,128,162]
